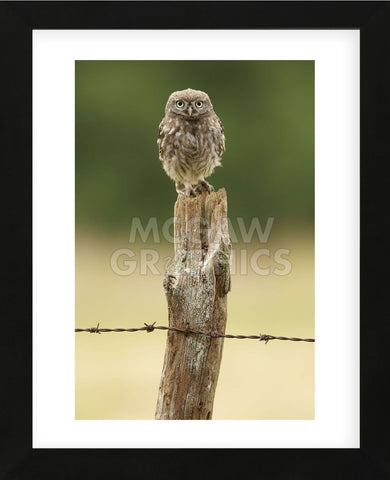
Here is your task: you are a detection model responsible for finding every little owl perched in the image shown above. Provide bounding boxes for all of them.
[157,88,225,196]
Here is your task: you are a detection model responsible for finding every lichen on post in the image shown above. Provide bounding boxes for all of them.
[155,188,232,420]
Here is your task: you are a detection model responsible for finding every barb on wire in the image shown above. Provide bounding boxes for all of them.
[75,323,315,343]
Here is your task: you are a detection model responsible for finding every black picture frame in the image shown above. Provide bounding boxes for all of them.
[1,1,388,478]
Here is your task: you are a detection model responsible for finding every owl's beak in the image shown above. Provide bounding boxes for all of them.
[187,106,193,116]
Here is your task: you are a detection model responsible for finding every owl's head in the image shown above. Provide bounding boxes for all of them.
[165,88,213,120]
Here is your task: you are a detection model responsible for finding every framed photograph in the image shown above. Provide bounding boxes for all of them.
[45,34,319,426]
[2,1,388,477]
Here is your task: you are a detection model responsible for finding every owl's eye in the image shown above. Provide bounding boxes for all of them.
[176,100,184,108]
[195,101,203,108]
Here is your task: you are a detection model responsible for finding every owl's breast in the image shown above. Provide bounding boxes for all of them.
[176,122,219,159]
[173,130,198,155]
[158,116,224,184]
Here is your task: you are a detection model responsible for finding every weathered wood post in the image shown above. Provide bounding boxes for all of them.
[155,188,232,420]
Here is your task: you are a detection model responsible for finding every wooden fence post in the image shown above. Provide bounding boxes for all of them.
[155,188,232,420]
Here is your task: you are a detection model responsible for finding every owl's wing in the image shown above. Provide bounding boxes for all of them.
[216,118,226,157]
[157,120,165,161]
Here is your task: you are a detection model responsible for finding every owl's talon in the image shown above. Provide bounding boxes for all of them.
[198,180,214,194]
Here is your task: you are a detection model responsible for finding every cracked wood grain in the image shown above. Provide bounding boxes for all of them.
[155,188,232,420]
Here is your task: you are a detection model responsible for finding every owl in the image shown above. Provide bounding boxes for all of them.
[157,88,225,196]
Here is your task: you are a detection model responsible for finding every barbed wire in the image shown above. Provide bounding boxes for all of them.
[75,322,314,344]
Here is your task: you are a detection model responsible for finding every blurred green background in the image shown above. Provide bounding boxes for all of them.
[75,61,314,420]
